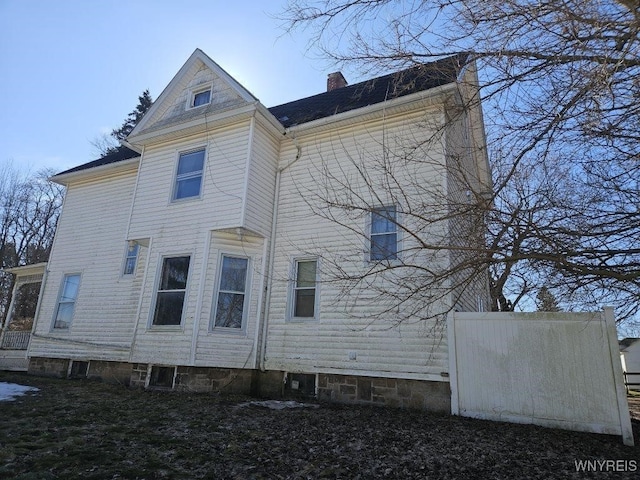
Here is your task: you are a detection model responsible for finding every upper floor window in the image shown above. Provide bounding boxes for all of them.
[290,258,318,320]
[123,241,139,275]
[173,149,205,201]
[191,88,211,108]
[53,274,81,329]
[152,256,190,326]
[370,206,398,261]
[213,255,249,329]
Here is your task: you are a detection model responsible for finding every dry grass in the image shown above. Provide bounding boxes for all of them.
[0,371,638,479]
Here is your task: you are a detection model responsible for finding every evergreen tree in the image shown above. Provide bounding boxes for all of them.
[536,287,562,312]
[91,89,153,156]
[111,89,153,141]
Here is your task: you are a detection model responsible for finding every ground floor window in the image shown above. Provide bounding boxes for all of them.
[53,274,81,329]
[152,256,190,326]
[213,255,249,329]
[290,258,318,320]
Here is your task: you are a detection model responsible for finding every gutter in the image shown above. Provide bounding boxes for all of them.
[285,82,458,136]
[50,156,140,186]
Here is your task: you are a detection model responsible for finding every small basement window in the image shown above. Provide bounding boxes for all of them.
[149,366,175,389]
[69,360,89,378]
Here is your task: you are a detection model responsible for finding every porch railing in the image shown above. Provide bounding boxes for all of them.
[1,331,31,350]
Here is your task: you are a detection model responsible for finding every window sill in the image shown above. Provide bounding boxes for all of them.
[169,195,202,205]
[147,325,183,332]
[209,327,247,336]
[286,317,319,323]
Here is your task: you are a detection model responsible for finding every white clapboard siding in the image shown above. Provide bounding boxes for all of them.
[129,231,266,367]
[445,101,491,313]
[243,121,279,236]
[266,108,452,380]
[30,168,140,361]
[194,232,266,368]
[141,58,247,133]
[126,121,268,366]
[127,122,251,240]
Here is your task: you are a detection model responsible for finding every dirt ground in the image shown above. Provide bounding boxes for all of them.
[0,372,638,480]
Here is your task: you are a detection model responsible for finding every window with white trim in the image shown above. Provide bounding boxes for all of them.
[213,255,249,329]
[191,88,211,108]
[152,256,190,326]
[173,149,205,201]
[53,274,81,329]
[290,259,318,320]
[123,241,139,275]
[370,206,398,261]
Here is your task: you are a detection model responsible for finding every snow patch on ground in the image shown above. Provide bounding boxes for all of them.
[0,382,39,401]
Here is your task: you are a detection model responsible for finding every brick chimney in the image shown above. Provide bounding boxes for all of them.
[327,72,348,91]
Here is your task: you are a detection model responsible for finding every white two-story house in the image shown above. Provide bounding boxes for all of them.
[23,49,490,411]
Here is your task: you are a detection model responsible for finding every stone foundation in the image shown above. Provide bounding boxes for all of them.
[28,357,69,378]
[27,357,450,412]
[86,360,133,385]
[318,374,451,413]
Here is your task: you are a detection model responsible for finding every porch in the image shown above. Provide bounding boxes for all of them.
[0,263,46,371]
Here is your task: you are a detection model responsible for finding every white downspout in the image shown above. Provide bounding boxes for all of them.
[258,134,303,371]
[252,238,269,368]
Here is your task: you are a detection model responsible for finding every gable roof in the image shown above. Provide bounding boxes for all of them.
[55,146,140,177]
[268,54,467,128]
[56,53,467,177]
[128,49,257,139]
[620,337,640,350]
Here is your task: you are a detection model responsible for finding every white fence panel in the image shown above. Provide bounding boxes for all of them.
[448,308,634,446]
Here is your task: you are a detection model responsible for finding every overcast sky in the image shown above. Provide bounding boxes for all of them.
[0,0,356,175]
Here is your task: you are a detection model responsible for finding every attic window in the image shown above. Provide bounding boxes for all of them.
[192,89,211,108]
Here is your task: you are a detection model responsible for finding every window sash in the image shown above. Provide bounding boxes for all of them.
[53,274,80,329]
[370,206,398,260]
[124,242,139,275]
[214,255,249,329]
[292,260,317,319]
[152,257,190,326]
[193,90,211,107]
[174,149,205,200]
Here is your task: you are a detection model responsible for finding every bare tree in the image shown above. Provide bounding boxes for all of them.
[0,163,64,324]
[280,0,640,323]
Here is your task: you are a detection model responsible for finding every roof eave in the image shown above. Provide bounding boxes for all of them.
[50,156,140,186]
[285,82,458,135]
[2,262,48,277]
[126,103,261,147]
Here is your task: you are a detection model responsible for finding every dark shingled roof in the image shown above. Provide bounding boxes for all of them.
[55,146,140,177]
[268,54,466,128]
[620,337,640,350]
[57,54,466,176]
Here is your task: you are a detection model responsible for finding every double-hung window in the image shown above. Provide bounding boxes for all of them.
[152,256,190,326]
[173,149,205,201]
[290,259,318,320]
[370,206,398,261]
[213,255,249,329]
[53,274,81,329]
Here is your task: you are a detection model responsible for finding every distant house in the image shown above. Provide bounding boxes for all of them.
[17,49,491,410]
[620,337,640,391]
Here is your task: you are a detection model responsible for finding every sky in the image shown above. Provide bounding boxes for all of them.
[0,0,355,176]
